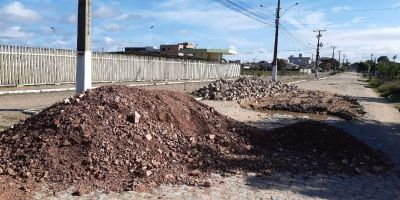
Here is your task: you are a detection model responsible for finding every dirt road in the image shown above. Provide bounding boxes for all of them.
[2,72,400,199]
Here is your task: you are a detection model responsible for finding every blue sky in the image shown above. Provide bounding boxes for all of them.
[0,0,399,62]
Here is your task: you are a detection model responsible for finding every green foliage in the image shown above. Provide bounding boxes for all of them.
[376,61,400,80]
[353,62,370,73]
[376,80,400,97]
[319,58,340,71]
[377,56,390,63]
[277,59,286,70]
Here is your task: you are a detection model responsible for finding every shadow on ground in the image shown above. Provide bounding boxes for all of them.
[241,119,400,199]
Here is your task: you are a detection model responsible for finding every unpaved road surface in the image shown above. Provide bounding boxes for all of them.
[1,72,400,199]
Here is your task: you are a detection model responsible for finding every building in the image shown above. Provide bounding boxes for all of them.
[288,54,312,68]
[124,46,160,54]
[160,42,196,57]
[179,48,237,61]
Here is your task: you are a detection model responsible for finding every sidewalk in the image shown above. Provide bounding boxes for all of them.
[0,73,329,95]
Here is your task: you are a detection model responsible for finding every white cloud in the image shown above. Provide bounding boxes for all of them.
[304,12,326,25]
[101,23,124,32]
[94,6,121,18]
[103,36,115,44]
[66,14,77,24]
[293,26,400,62]
[0,26,33,39]
[332,6,351,13]
[0,1,41,22]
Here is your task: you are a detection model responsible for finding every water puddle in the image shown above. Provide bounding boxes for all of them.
[262,109,341,121]
[246,109,342,130]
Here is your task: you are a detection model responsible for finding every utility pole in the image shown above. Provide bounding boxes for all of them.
[371,54,374,62]
[76,0,92,93]
[330,46,336,59]
[343,55,346,65]
[314,29,326,77]
[330,46,336,72]
[338,50,342,68]
[271,0,281,81]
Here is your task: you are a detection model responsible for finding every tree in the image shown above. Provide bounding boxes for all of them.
[377,56,390,63]
[366,60,377,74]
[355,62,370,73]
[319,58,340,71]
[277,59,286,70]
[393,55,398,63]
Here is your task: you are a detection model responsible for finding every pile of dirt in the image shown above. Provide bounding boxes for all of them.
[0,86,253,194]
[252,122,389,174]
[193,77,299,101]
[240,90,366,120]
[0,86,388,196]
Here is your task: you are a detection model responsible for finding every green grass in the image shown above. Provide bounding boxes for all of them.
[368,78,400,111]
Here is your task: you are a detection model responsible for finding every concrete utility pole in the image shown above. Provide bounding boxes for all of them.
[371,54,374,62]
[330,46,336,59]
[343,55,346,65]
[314,29,326,77]
[330,46,336,72]
[338,50,342,68]
[271,0,281,81]
[76,0,92,93]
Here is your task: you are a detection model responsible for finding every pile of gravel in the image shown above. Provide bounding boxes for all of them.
[193,77,299,101]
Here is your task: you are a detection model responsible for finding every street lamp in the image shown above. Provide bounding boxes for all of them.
[149,26,154,47]
[50,26,56,45]
[281,2,299,17]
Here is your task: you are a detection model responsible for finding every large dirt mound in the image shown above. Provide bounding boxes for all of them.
[0,86,252,193]
[193,77,299,101]
[0,86,388,196]
[240,90,366,120]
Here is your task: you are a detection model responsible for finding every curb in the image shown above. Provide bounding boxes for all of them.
[0,79,227,96]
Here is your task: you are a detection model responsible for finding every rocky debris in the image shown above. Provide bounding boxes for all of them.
[240,90,366,120]
[193,77,365,120]
[0,86,388,194]
[193,77,299,101]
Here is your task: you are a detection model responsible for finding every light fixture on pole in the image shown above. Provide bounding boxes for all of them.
[149,26,154,47]
[50,26,56,45]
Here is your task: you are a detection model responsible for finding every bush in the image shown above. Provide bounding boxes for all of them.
[377,81,400,97]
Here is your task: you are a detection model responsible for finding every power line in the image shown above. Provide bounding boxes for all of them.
[212,0,274,26]
[280,25,313,49]
[232,0,276,21]
[292,6,400,13]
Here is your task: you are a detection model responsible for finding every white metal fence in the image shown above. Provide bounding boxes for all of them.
[0,45,240,86]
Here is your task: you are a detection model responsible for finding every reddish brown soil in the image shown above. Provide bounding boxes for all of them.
[240,90,366,120]
[0,86,389,197]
